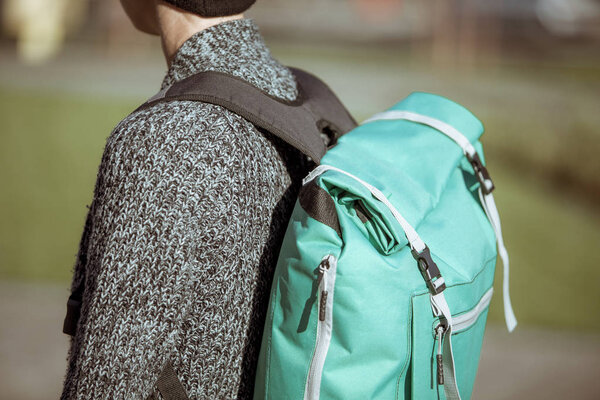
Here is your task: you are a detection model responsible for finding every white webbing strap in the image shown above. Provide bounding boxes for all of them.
[479,191,518,332]
[364,110,517,332]
[364,110,478,159]
[431,293,461,400]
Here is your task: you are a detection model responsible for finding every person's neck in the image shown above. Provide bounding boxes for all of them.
[156,2,244,66]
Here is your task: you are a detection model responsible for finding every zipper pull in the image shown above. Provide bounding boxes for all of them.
[319,290,329,321]
[436,325,445,385]
[318,257,331,321]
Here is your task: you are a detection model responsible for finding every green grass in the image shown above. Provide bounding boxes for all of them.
[485,165,600,331]
[1,86,599,332]
[0,87,139,281]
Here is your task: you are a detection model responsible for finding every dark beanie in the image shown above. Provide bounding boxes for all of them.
[163,0,256,17]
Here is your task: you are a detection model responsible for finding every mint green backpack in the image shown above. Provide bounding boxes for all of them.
[253,92,517,400]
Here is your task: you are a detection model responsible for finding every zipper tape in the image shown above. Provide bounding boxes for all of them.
[451,287,494,333]
[304,255,338,400]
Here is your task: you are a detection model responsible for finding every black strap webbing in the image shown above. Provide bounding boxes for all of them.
[137,67,357,163]
[155,362,190,400]
[62,293,82,335]
[145,362,189,400]
[299,180,341,237]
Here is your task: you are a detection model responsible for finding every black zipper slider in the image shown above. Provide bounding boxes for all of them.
[318,257,331,321]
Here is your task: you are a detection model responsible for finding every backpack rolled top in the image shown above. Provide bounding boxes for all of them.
[254,92,516,400]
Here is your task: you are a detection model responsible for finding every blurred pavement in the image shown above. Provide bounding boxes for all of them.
[1,280,599,400]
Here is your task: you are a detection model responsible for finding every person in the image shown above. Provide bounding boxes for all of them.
[61,1,314,398]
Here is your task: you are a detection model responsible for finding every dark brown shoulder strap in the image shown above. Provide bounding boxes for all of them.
[136,67,357,163]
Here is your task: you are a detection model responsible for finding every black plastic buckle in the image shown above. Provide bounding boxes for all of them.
[466,152,495,195]
[411,246,446,295]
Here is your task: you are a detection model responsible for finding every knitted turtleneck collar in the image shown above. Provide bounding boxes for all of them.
[161,18,297,101]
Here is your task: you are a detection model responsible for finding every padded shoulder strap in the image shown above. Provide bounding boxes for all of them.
[137,67,357,163]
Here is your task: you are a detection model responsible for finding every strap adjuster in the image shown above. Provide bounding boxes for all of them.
[412,246,446,295]
[466,152,495,195]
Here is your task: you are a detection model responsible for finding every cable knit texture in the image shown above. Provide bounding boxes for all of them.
[62,19,308,400]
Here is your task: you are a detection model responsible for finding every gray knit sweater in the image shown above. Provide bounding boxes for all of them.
[62,19,309,400]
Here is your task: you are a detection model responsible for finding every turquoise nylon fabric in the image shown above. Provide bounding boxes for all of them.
[254,92,499,399]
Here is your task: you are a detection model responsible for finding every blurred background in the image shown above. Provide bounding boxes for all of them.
[1,0,599,398]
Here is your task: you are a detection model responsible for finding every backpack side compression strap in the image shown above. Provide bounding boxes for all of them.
[136,67,357,163]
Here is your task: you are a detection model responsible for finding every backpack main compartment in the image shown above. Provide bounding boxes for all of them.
[254,92,509,400]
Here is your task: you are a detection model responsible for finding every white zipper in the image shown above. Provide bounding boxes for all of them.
[451,287,494,333]
[304,254,338,400]
[434,287,493,335]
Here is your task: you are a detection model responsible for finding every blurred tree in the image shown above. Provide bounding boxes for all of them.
[1,0,87,63]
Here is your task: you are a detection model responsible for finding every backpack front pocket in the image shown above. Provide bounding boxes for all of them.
[410,286,493,400]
